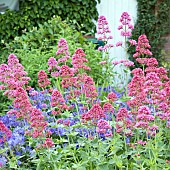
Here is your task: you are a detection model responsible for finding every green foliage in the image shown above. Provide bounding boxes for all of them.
[0,0,100,58]
[3,16,104,88]
[128,0,170,68]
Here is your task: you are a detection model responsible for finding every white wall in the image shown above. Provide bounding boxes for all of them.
[95,0,138,85]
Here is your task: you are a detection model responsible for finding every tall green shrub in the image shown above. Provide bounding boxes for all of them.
[0,0,100,58]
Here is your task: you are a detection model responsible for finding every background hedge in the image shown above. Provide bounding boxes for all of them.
[0,0,100,59]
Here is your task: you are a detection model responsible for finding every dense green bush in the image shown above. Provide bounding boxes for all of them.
[128,0,170,68]
[3,16,104,87]
[0,0,100,58]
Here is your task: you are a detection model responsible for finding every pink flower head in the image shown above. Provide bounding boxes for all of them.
[103,102,114,113]
[51,89,65,107]
[118,12,133,37]
[56,38,69,56]
[38,70,51,88]
[96,119,112,136]
[59,65,74,78]
[99,61,107,65]
[138,106,151,115]
[72,48,91,72]
[107,92,117,102]
[129,39,137,46]
[116,41,123,47]
[97,15,113,51]
[43,138,54,148]
[82,104,106,121]
[0,121,12,143]
[133,34,152,58]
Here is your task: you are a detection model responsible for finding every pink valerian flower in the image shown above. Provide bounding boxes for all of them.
[59,65,74,78]
[72,48,91,72]
[131,68,144,76]
[82,104,106,123]
[112,61,120,65]
[97,16,112,41]
[38,70,51,88]
[116,108,133,134]
[51,89,65,107]
[123,61,134,67]
[157,67,169,81]
[61,77,78,89]
[50,89,70,113]
[0,121,12,143]
[56,38,70,63]
[29,108,48,138]
[118,12,134,37]
[43,138,54,148]
[76,74,98,100]
[103,102,114,113]
[116,41,123,47]
[146,58,158,67]
[137,140,147,146]
[135,106,155,129]
[133,34,152,58]
[99,61,107,65]
[9,87,32,119]
[128,39,137,46]
[97,16,114,51]
[107,92,117,102]
[0,54,30,98]
[48,57,58,72]
[96,119,112,137]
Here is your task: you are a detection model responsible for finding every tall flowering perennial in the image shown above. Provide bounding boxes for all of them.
[116,108,133,136]
[0,54,30,98]
[29,108,48,138]
[118,12,134,38]
[38,70,51,88]
[0,121,12,143]
[56,38,70,64]
[8,87,32,119]
[97,15,113,52]
[96,119,112,137]
[133,34,152,58]
[72,48,91,72]
[50,89,70,115]
[82,104,106,124]
[127,34,170,140]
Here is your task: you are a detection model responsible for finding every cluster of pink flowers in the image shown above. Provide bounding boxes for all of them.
[112,59,134,67]
[107,92,117,102]
[8,87,32,119]
[82,74,98,100]
[103,102,114,113]
[43,138,54,148]
[0,54,30,98]
[0,121,12,143]
[56,38,70,63]
[72,48,91,72]
[38,70,51,88]
[29,108,48,138]
[127,34,170,139]
[82,104,106,123]
[96,119,112,137]
[117,12,134,37]
[116,108,133,136]
[133,34,152,58]
[97,16,114,51]
[51,89,71,115]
